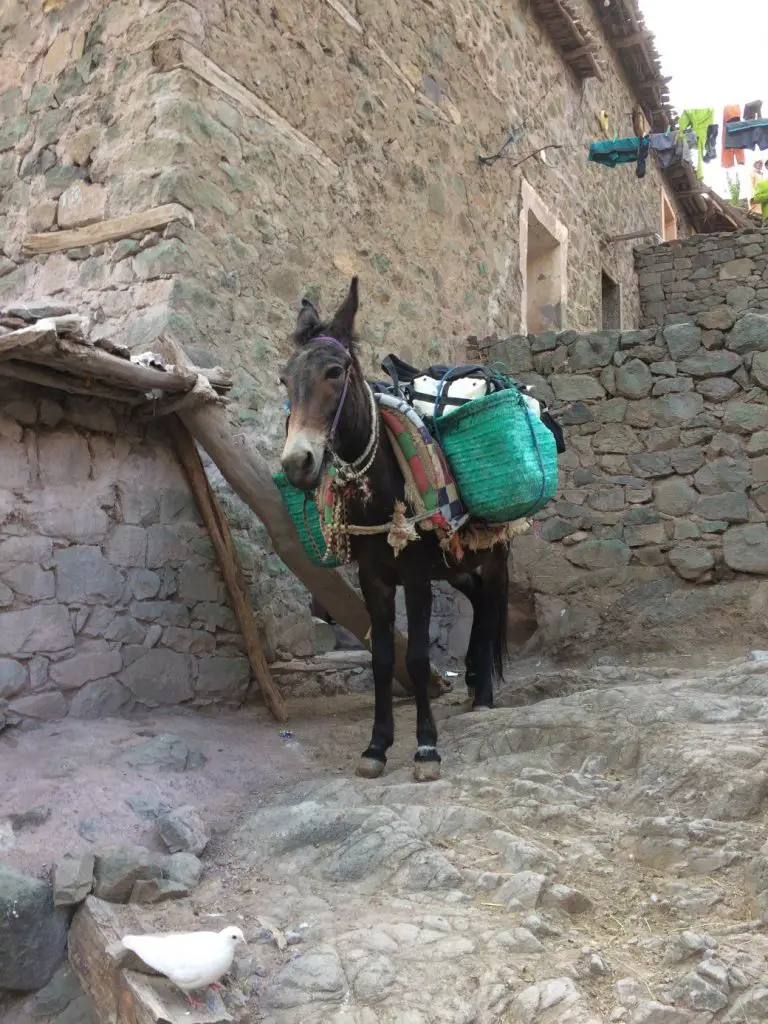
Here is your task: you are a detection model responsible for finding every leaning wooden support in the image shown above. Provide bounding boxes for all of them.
[157,335,449,699]
[168,417,288,723]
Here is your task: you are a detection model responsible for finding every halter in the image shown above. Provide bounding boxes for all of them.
[310,335,380,482]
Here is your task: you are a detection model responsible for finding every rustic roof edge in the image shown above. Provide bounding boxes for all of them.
[0,308,232,410]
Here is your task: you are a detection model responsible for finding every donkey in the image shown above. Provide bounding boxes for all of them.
[280,278,510,781]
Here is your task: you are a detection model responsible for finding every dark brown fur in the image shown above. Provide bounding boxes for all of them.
[280,279,509,779]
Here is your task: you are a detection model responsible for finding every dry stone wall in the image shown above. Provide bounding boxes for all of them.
[472,303,768,654]
[637,228,768,328]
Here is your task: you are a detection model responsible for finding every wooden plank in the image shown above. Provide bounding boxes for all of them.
[157,335,449,699]
[69,897,231,1024]
[23,204,194,256]
[0,324,57,363]
[168,417,288,722]
[173,43,339,176]
[0,360,146,404]
[19,338,199,394]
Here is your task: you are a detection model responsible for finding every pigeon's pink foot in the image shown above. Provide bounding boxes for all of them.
[186,995,206,1009]
[210,983,224,991]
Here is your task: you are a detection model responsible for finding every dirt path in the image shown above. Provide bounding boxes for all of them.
[6,655,768,1022]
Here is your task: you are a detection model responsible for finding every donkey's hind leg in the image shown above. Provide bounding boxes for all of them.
[404,578,441,782]
[357,567,396,779]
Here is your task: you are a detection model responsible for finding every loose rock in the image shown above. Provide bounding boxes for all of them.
[157,806,210,855]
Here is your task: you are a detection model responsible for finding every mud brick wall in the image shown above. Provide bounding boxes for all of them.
[472,304,768,655]
[637,229,768,328]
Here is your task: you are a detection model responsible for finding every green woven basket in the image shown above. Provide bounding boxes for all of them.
[435,388,559,523]
[273,472,340,568]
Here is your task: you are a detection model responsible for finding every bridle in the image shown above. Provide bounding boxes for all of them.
[299,335,380,484]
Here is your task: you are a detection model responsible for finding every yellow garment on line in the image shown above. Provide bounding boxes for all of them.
[678,108,714,180]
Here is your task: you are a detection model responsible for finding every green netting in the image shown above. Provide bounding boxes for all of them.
[272,472,340,568]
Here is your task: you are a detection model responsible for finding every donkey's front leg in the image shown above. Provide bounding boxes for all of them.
[357,569,396,779]
[405,579,441,782]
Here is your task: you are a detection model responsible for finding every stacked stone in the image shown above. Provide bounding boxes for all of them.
[637,229,768,328]
[0,381,255,728]
[472,311,768,604]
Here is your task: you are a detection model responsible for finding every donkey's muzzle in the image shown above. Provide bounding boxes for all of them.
[280,432,324,491]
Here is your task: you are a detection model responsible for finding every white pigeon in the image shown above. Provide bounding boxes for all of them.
[121,925,246,1006]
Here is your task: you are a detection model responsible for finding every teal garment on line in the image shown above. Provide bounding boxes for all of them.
[588,137,642,166]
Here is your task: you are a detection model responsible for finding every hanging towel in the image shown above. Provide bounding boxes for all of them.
[725,119,768,152]
[744,100,763,121]
[588,136,642,167]
[678,108,714,179]
[722,104,746,168]
[704,124,718,162]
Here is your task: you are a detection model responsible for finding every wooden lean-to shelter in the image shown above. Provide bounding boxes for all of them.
[0,304,448,721]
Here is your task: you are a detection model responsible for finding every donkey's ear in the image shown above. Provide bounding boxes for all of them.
[327,277,359,347]
[294,297,321,343]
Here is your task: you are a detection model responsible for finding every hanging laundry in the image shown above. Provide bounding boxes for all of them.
[649,133,678,168]
[722,104,746,168]
[678,108,714,179]
[725,119,768,152]
[704,124,718,162]
[744,100,763,121]
[650,132,694,171]
[636,136,650,179]
[588,137,650,180]
[589,137,642,166]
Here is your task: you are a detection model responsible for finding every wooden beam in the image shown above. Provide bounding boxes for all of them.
[613,29,654,48]
[158,42,339,177]
[0,360,145,404]
[68,897,231,1024]
[168,417,288,723]
[157,335,449,699]
[562,43,599,60]
[0,324,57,362]
[23,204,194,256]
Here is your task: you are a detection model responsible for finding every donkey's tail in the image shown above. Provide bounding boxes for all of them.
[492,548,509,682]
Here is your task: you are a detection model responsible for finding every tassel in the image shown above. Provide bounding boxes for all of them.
[387,501,420,557]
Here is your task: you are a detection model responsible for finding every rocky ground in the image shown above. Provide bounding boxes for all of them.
[5,653,768,1023]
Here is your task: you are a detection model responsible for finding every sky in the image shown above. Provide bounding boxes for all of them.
[638,0,764,199]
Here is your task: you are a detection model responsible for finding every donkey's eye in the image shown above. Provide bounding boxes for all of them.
[325,365,344,380]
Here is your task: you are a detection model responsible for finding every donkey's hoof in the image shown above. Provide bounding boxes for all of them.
[471,703,493,713]
[413,760,441,783]
[356,757,386,779]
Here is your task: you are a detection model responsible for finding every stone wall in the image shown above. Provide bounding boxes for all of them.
[0,377,312,728]
[637,228,768,328]
[472,307,768,655]
[0,0,689,661]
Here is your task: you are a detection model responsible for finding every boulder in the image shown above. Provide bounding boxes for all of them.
[0,865,69,990]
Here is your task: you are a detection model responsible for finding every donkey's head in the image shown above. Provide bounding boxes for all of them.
[279,277,360,491]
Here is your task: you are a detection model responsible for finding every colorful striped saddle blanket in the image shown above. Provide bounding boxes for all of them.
[316,393,529,561]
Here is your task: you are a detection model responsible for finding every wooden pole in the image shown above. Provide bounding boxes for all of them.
[156,336,448,699]
[168,418,288,723]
